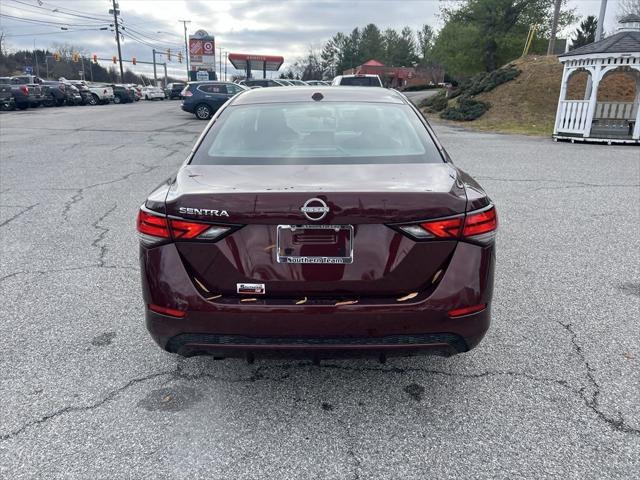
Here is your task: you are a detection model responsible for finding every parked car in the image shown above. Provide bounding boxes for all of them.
[41,80,67,107]
[82,82,114,105]
[181,81,247,120]
[164,82,186,99]
[69,81,93,105]
[306,80,330,86]
[7,75,45,109]
[138,87,497,359]
[239,79,287,88]
[64,83,84,105]
[0,79,15,110]
[332,74,383,87]
[142,86,165,100]
[287,79,309,86]
[127,85,142,101]
[111,84,135,104]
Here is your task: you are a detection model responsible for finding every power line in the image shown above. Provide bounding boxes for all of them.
[5,28,110,37]
[0,13,109,27]
[4,1,110,23]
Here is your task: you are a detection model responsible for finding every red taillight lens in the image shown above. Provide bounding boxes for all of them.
[20,85,29,95]
[463,206,497,237]
[396,205,497,242]
[169,219,210,239]
[182,89,192,97]
[59,84,65,92]
[137,207,232,245]
[448,303,486,318]
[420,217,463,238]
[137,209,170,238]
[148,303,186,318]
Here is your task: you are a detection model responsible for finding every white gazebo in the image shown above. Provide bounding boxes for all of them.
[554,15,640,144]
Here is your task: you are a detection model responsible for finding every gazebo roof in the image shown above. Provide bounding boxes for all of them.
[559,30,640,57]
[560,15,640,58]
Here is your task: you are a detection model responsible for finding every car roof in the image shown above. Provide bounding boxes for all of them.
[230,86,406,105]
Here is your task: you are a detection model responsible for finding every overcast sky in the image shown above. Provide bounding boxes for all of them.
[0,0,627,80]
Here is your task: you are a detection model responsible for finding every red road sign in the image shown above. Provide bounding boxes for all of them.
[189,39,203,55]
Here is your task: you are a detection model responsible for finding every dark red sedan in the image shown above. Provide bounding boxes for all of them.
[138,87,497,359]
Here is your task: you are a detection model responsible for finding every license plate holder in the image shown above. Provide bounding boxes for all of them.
[276,225,354,264]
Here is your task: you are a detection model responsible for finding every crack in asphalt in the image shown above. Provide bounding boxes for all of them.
[0,265,138,284]
[0,203,38,228]
[0,370,173,442]
[475,175,639,191]
[557,321,640,435]
[61,163,161,221]
[91,204,117,267]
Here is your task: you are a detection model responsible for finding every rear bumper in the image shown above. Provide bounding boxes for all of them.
[181,103,194,113]
[141,241,495,357]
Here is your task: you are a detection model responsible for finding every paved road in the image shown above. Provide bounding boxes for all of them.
[1,101,639,479]
[403,88,441,105]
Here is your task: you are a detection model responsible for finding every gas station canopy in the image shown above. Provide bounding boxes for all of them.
[228,53,284,78]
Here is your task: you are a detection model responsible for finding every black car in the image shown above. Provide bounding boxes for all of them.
[164,82,186,100]
[111,84,135,104]
[240,79,287,88]
[70,82,92,105]
[181,81,247,120]
[0,79,14,110]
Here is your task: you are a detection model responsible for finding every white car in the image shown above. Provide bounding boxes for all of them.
[80,81,115,105]
[331,74,383,87]
[142,86,165,100]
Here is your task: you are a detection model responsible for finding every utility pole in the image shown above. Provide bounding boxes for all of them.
[152,49,158,85]
[547,0,562,55]
[218,47,222,80]
[110,0,124,81]
[595,0,608,42]
[163,62,168,88]
[224,51,228,81]
[179,20,191,81]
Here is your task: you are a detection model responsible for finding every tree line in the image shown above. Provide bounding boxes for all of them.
[0,44,179,85]
[288,0,582,80]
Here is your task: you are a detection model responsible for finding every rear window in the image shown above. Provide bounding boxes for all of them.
[340,77,380,87]
[191,102,443,165]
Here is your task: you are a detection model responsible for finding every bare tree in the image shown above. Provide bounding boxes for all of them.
[617,0,640,18]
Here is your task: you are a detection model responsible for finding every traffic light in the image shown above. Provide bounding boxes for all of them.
[93,54,98,64]
[72,53,79,63]
[167,48,171,61]
[132,57,137,65]
[112,55,117,64]
[53,52,61,61]
[178,52,182,63]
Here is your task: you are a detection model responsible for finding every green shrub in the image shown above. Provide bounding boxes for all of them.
[440,96,490,121]
[419,92,449,112]
[452,66,520,98]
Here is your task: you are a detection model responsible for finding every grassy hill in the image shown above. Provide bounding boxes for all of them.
[426,55,636,136]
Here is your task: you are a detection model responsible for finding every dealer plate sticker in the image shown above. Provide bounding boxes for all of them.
[237,283,266,295]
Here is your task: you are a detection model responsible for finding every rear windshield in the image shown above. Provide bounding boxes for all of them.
[190,102,443,165]
[340,77,380,87]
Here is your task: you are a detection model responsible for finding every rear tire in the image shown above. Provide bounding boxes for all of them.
[195,103,212,120]
[87,94,98,106]
[113,96,121,104]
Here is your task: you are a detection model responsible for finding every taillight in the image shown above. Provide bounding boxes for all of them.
[182,89,192,97]
[137,207,233,246]
[137,209,170,246]
[20,85,29,95]
[463,206,497,237]
[59,84,66,92]
[395,205,497,243]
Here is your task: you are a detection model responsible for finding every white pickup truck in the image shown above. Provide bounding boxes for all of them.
[82,82,115,105]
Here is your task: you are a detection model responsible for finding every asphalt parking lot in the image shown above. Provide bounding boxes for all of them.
[1,100,638,479]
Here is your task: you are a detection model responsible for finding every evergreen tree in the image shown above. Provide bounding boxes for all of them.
[570,16,597,50]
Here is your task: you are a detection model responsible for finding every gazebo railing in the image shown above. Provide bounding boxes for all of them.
[556,100,591,134]
[594,102,638,120]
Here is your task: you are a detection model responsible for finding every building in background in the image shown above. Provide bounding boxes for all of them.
[343,59,444,89]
